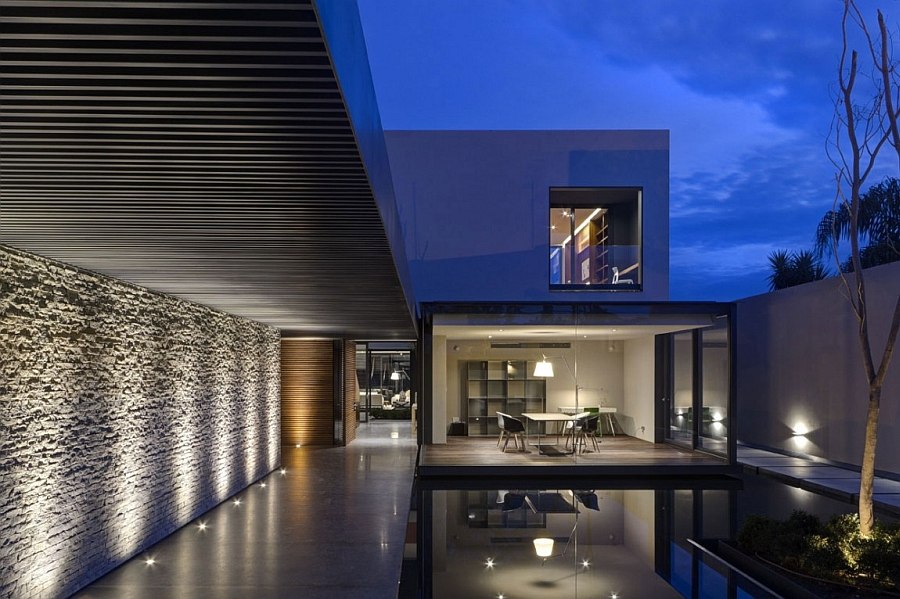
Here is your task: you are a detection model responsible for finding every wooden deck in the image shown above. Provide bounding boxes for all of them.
[418,434,735,478]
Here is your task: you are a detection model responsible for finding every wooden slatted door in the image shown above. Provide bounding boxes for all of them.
[343,341,358,445]
[281,339,334,446]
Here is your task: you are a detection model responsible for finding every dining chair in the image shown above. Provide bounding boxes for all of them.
[574,415,601,454]
[496,411,525,452]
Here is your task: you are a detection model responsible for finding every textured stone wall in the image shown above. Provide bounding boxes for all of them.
[0,245,281,599]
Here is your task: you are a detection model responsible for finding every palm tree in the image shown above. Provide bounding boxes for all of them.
[767,249,828,291]
[815,177,900,271]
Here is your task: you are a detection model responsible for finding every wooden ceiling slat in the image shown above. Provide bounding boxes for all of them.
[0,0,415,339]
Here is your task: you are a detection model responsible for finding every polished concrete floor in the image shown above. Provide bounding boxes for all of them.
[74,421,417,599]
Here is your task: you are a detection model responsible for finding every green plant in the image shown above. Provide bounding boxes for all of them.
[370,407,411,420]
[737,510,900,592]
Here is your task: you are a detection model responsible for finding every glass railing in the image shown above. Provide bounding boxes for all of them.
[550,244,641,287]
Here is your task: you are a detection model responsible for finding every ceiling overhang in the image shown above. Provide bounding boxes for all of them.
[0,0,416,339]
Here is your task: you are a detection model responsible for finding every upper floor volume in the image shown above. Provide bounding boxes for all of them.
[384,130,670,304]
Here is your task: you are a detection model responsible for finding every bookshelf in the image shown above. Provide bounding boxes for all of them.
[465,360,546,436]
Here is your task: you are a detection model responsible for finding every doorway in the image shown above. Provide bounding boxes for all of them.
[658,316,732,456]
[356,341,415,434]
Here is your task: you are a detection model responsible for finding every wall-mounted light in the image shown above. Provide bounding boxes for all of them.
[792,422,809,436]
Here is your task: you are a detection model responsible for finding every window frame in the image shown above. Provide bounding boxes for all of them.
[548,186,643,292]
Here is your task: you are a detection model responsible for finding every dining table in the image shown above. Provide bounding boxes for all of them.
[522,412,592,455]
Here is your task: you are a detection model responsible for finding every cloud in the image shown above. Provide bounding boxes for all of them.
[357,0,897,300]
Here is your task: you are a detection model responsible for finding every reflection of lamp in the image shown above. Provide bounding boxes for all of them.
[533,538,554,557]
[533,521,578,565]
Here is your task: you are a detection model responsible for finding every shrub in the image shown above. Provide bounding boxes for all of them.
[737,510,900,592]
[370,408,411,420]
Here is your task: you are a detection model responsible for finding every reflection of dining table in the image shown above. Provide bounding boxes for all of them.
[522,412,591,455]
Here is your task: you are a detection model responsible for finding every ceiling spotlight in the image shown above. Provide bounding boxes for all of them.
[233,498,242,506]
[197,521,208,531]
[485,557,495,568]
[551,225,557,230]
[144,557,156,566]
[582,559,591,568]
[280,468,286,475]
[259,482,267,488]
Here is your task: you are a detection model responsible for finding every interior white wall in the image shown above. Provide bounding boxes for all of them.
[623,489,656,569]
[623,336,656,441]
[442,336,665,436]
[432,335,447,443]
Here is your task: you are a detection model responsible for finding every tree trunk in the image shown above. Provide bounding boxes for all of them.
[859,384,881,537]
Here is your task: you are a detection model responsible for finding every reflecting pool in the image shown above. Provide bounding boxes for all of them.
[404,474,869,598]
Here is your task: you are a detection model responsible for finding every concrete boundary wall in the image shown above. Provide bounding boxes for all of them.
[0,246,281,598]
[736,261,900,474]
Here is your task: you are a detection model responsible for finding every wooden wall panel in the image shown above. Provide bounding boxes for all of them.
[281,339,334,446]
[344,341,358,445]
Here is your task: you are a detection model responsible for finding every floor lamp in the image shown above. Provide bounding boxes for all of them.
[532,354,580,411]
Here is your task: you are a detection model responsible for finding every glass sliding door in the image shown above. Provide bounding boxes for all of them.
[659,317,731,456]
[668,330,695,447]
[699,318,730,453]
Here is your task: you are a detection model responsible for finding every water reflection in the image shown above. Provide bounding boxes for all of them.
[412,476,855,598]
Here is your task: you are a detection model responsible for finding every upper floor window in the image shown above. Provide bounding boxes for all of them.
[549,187,642,289]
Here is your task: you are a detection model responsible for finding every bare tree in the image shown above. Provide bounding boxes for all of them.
[828,0,900,537]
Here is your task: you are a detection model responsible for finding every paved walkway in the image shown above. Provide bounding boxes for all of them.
[74,421,417,599]
[738,445,900,515]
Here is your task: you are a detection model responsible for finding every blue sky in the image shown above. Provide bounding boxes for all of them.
[356,0,896,301]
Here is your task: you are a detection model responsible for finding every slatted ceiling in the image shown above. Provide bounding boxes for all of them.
[281,339,333,447]
[0,0,416,338]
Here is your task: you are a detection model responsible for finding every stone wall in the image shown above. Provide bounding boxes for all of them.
[0,245,281,599]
